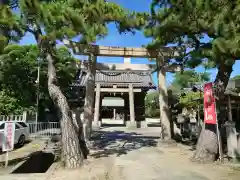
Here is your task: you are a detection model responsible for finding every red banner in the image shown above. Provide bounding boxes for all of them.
[204,82,217,124]
[2,122,15,152]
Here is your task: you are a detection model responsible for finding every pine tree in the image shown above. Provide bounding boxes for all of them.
[170,70,210,94]
[0,3,23,53]
[1,0,146,168]
[145,0,240,162]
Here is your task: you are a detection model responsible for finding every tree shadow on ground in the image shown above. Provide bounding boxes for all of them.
[173,133,198,151]
[90,130,159,158]
[0,151,41,167]
[0,151,55,173]
[11,151,54,174]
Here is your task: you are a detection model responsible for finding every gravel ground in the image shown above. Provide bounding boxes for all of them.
[1,127,240,180]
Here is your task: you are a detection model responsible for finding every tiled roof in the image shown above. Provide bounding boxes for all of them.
[72,70,156,88]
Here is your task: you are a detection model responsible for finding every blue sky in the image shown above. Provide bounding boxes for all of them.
[19,0,240,85]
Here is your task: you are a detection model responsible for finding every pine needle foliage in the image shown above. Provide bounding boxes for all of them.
[1,0,148,46]
[145,0,240,68]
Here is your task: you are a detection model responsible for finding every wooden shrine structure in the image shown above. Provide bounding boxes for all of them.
[71,59,157,126]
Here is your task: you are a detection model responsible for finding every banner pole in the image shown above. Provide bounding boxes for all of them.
[5,151,9,168]
[214,101,223,162]
[212,83,223,162]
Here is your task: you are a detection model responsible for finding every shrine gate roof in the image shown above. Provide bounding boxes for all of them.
[72,70,156,89]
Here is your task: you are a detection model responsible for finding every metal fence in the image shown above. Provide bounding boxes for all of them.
[27,122,61,138]
[0,111,27,121]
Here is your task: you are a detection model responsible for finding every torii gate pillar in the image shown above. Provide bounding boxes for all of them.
[157,57,171,140]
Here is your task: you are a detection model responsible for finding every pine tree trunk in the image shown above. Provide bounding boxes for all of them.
[71,108,89,159]
[46,53,84,168]
[31,25,85,167]
[192,61,233,163]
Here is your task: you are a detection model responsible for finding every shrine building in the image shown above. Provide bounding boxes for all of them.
[71,57,156,127]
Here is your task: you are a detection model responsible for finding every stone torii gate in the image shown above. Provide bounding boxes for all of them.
[63,40,180,140]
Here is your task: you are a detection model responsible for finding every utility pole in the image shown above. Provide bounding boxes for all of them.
[35,57,41,133]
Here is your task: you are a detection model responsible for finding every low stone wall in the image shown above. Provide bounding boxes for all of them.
[101,119,125,125]
[101,118,160,124]
[145,118,160,123]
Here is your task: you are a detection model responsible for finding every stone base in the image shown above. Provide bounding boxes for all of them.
[225,121,238,159]
[140,121,148,128]
[126,121,137,128]
[92,121,101,130]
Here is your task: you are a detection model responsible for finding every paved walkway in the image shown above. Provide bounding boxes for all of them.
[1,127,240,180]
[51,127,240,180]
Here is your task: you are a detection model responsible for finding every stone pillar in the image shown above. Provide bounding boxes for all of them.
[129,84,135,122]
[93,84,101,129]
[237,105,240,156]
[225,121,238,160]
[113,108,116,120]
[228,95,233,122]
[237,105,240,121]
[140,92,148,128]
[226,95,238,160]
[127,84,136,128]
[157,56,171,140]
[83,55,96,141]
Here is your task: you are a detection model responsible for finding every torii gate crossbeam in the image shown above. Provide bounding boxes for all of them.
[63,40,179,58]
